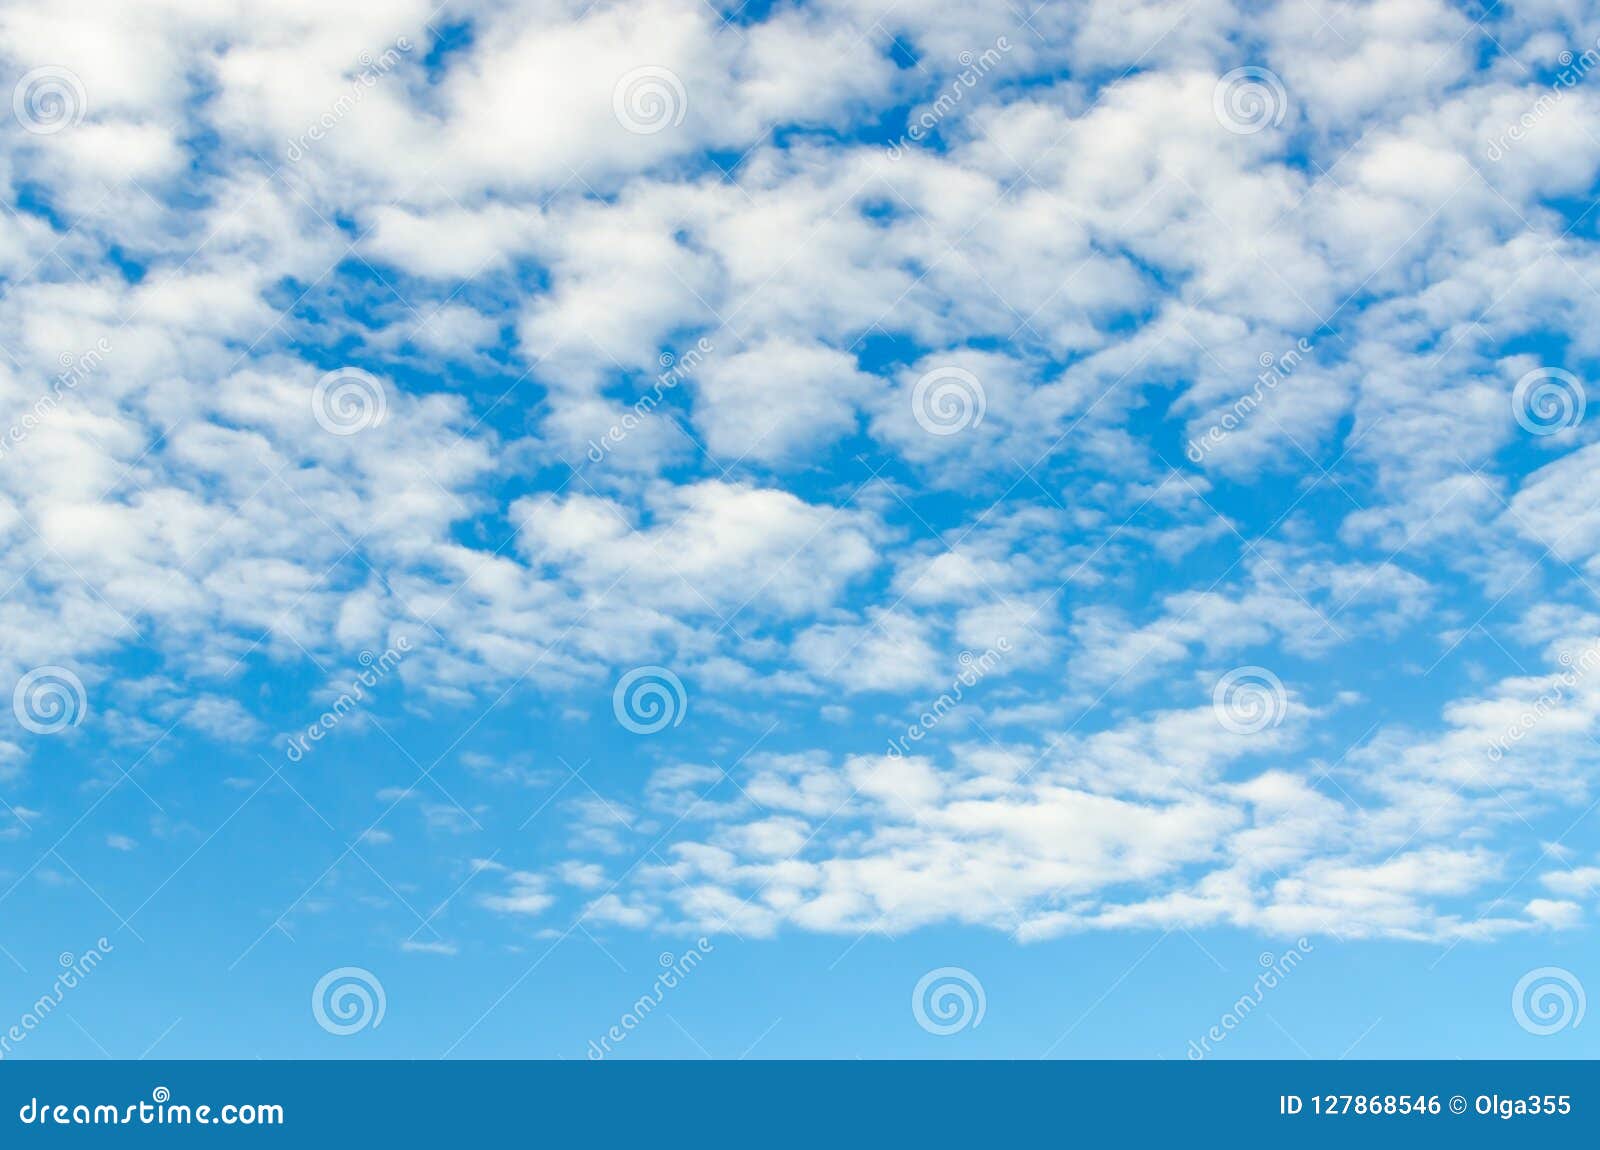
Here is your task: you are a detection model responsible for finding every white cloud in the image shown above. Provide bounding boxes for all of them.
[478,871,556,917]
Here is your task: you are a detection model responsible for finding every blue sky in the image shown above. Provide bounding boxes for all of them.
[2,0,1600,1060]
